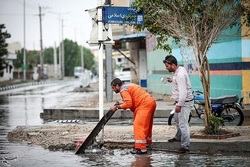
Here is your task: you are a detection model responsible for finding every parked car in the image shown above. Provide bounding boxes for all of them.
[115,67,131,82]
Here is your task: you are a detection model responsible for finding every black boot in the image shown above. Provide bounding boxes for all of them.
[130,149,147,155]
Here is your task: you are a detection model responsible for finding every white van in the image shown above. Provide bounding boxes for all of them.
[74,66,84,78]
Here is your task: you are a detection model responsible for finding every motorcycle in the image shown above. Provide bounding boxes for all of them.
[168,90,244,126]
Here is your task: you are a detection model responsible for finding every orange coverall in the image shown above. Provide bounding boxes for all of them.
[119,83,156,150]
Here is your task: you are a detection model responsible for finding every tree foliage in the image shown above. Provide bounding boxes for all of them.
[0,24,11,71]
[14,49,40,71]
[64,39,80,76]
[44,47,54,65]
[14,39,95,77]
[63,39,95,76]
[133,0,249,50]
[132,0,250,129]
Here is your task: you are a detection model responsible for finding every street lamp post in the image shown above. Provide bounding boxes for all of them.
[61,19,65,79]
[23,0,26,80]
[39,6,44,80]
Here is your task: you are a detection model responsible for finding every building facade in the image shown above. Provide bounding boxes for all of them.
[0,42,20,81]
[146,27,250,104]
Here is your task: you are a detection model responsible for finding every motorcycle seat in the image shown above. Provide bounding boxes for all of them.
[210,95,239,104]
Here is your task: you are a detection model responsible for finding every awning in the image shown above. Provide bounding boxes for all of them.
[117,32,146,41]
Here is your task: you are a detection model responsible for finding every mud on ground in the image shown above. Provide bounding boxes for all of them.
[7,124,250,152]
[7,124,176,151]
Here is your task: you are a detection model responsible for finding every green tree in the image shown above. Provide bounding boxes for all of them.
[14,39,95,78]
[82,47,95,71]
[14,49,40,71]
[44,47,54,64]
[61,39,95,76]
[0,24,11,72]
[133,0,250,130]
[63,39,81,76]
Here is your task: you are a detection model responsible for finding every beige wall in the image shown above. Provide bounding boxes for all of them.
[7,42,21,53]
[111,0,129,6]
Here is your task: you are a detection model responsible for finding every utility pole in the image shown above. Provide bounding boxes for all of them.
[61,19,64,79]
[98,0,104,120]
[104,0,113,102]
[23,0,26,80]
[54,42,57,79]
[58,20,62,79]
[47,11,70,80]
[39,6,44,79]
[81,46,84,69]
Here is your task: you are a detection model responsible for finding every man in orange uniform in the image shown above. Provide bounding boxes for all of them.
[110,78,156,155]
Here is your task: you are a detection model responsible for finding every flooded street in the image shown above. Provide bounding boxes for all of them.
[0,80,250,167]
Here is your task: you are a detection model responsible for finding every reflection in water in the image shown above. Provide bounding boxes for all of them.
[0,95,13,166]
[25,96,27,125]
[42,97,45,110]
[174,154,191,166]
[7,95,43,128]
[131,154,153,167]
[0,82,77,167]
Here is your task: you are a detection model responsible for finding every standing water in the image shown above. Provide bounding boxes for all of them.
[0,80,250,167]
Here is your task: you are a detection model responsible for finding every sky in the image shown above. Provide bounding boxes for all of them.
[0,0,99,50]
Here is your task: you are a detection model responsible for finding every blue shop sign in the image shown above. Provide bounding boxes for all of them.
[102,6,144,25]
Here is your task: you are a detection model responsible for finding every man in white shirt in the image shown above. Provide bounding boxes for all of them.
[163,55,194,153]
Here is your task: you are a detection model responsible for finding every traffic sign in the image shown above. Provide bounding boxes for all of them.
[102,6,144,25]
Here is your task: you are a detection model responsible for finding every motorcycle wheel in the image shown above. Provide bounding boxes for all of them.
[168,113,192,125]
[219,106,244,126]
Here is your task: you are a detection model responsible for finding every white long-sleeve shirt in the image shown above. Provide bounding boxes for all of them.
[171,66,193,107]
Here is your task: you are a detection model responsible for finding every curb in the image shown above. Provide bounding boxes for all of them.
[0,78,92,92]
[103,139,250,153]
[41,107,250,120]
[153,140,250,153]
[0,80,63,92]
